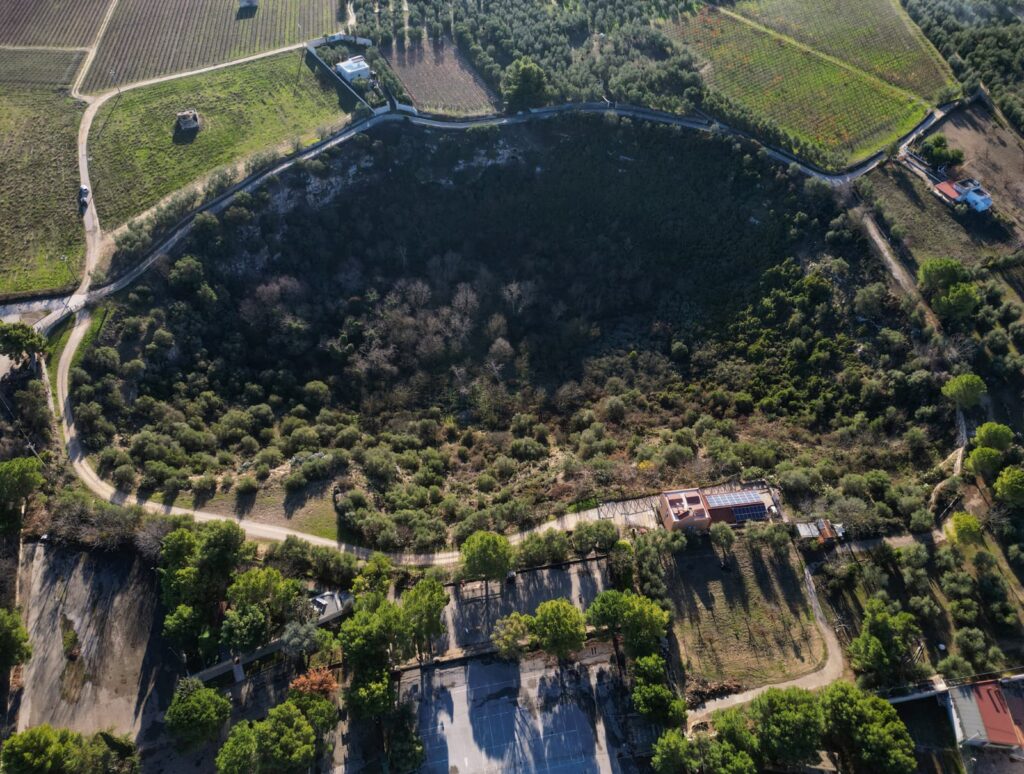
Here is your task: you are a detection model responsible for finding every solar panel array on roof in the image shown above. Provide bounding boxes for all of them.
[705,491,764,508]
[732,503,768,522]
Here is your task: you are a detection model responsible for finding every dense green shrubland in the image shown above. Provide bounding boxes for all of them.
[72,116,954,551]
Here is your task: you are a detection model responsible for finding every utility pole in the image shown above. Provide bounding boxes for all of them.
[296,23,304,82]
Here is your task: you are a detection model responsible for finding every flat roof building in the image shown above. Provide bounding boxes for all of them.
[934,177,993,212]
[657,484,776,532]
[335,55,371,83]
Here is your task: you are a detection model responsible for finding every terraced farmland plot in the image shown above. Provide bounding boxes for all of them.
[82,0,341,92]
[88,52,351,227]
[726,0,956,102]
[0,86,84,297]
[0,48,85,87]
[667,8,928,165]
[384,35,498,116]
[0,0,112,47]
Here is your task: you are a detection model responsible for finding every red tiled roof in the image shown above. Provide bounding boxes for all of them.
[974,682,1024,747]
[936,181,961,200]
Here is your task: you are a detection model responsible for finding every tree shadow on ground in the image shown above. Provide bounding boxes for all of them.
[283,478,332,518]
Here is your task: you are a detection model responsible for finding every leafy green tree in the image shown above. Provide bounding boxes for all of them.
[352,551,393,601]
[339,599,410,672]
[951,511,983,542]
[633,681,685,724]
[936,653,972,678]
[491,611,533,659]
[711,706,759,759]
[651,728,695,774]
[0,322,46,361]
[748,687,824,768]
[257,701,316,773]
[848,597,922,687]
[621,593,670,658]
[695,734,758,774]
[287,690,337,739]
[281,620,320,666]
[164,677,231,748]
[917,258,968,296]
[1,725,83,774]
[710,522,735,563]
[501,57,549,111]
[820,681,916,774]
[586,590,630,636]
[572,521,618,555]
[0,607,31,671]
[220,605,266,653]
[345,671,394,719]
[995,466,1024,507]
[608,539,634,589]
[216,721,260,774]
[941,373,986,409]
[967,446,1002,480]
[975,422,1014,451]
[0,457,44,527]
[934,282,980,323]
[226,567,301,626]
[461,531,513,581]
[80,730,140,774]
[531,598,586,659]
[402,578,448,657]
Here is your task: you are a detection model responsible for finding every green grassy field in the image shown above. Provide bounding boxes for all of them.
[666,7,928,165]
[0,86,84,298]
[728,0,956,103]
[0,48,86,87]
[88,53,353,228]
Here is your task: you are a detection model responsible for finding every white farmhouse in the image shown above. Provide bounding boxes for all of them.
[335,55,371,84]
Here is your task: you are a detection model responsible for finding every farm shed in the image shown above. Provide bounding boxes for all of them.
[795,519,845,545]
[175,109,200,132]
[657,484,777,532]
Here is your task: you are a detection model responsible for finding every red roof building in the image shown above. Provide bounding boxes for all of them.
[935,180,961,202]
[950,679,1024,751]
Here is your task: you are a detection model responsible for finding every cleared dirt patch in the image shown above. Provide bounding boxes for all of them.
[938,104,1024,235]
[15,543,175,738]
[670,539,826,688]
[383,35,498,116]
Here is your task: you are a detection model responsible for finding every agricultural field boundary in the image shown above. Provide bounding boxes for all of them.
[70,0,121,99]
[715,0,955,102]
[710,6,927,110]
[0,45,90,54]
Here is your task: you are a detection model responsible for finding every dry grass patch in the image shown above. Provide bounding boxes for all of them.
[670,538,826,687]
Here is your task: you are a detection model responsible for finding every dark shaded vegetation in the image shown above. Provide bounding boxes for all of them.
[71,116,955,553]
[905,0,1024,132]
